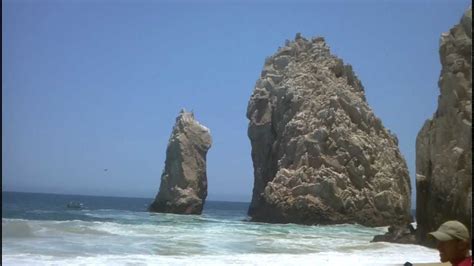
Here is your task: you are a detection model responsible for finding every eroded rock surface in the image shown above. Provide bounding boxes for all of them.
[149,110,212,214]
[416,7,472,246]
[371,224,416,244]
[247,34,411,226]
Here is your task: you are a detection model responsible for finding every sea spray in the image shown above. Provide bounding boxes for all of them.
[3,192,439,265]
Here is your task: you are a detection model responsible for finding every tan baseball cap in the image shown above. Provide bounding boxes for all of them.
[428,220,470,241]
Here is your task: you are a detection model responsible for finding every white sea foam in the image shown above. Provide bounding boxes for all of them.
[2,212,439,266]
[2,250,439,266]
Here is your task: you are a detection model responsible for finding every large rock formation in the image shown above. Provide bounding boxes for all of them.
[149,110,212,215]
[416,7,472,246]
[246,34,412,226]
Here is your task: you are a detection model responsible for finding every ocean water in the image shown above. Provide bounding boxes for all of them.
[2,192,439,266]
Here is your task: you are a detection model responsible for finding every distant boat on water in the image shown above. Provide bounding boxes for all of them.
[66,201,84,209]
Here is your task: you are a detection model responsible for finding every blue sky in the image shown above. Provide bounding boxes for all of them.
[2,0,470,205]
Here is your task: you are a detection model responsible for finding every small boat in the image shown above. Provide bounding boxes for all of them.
[66,201,84,209]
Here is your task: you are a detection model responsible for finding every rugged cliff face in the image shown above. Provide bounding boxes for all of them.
[246,34,412,226]
[416,7,472,246]
[149,110,212,215]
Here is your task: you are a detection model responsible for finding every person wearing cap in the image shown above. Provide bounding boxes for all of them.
[428,220,472,266]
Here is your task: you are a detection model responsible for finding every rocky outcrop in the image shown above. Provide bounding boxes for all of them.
[149,109,212,215]
[371,224,416,244]
[246,33,412,226]
[415,7,472,246]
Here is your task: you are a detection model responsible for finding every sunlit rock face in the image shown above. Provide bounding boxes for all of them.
[149,110,212,215]
[416,7,472,246]
[246,34,411,226]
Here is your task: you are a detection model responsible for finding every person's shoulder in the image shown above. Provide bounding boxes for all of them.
[458,256,472,266]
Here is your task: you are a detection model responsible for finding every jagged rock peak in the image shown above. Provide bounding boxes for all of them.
[258,33,365,101]
[179,107,194,119]
[246,34,411,226]
[416,6,472,247]
[149,110,212,215]
[176,108,210,133]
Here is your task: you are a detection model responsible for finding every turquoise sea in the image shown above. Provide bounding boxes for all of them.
[2,192,439,265]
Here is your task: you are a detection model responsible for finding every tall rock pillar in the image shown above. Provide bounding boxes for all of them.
[246,34,412,226]
[149,109,212,215]
[416,7,472,246]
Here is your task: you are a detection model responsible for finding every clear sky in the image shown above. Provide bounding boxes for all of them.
[2,0,470,205]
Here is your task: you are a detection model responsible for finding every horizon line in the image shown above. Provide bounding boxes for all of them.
[2,190,252,203]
